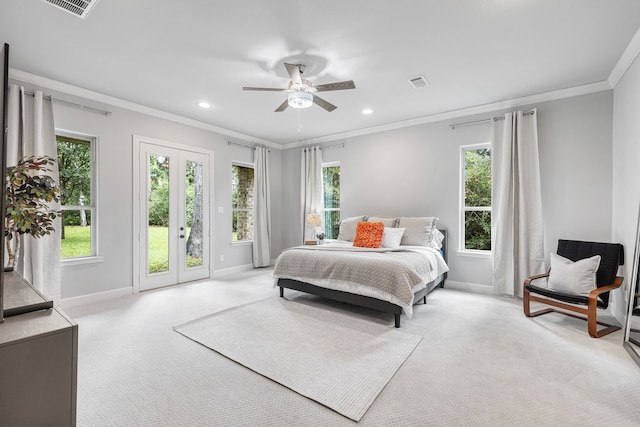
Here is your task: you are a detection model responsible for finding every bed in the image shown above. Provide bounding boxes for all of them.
[273,216,449,327]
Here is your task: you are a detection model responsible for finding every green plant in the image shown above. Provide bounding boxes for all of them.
[316,233,325,240]
[5,155,61,269]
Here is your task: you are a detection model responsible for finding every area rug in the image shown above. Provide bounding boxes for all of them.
[173,297,422,421]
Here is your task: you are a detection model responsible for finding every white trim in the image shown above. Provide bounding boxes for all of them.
[214,263,255,278]
[60,286,132,310]
[444,280,493,295]
[56,129,100,259]
[11,68,613,150]
[459,143,491,253]
[61,255,104,266]
[456,250,492,259]
[281,81,611,148]
[132,135,215,293]
[608,25,640,88]
[9,68,279,149]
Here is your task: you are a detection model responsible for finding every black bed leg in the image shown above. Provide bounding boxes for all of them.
[394,314,401,328]
[279,286,283,297]
[423,295,427,304]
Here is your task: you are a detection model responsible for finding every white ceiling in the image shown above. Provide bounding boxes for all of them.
[2,0,640,146]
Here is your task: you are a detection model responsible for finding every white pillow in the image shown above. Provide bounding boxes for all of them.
[397,216,439,246]
[381,227,405,249]
[337,216,366,241]
[548,252,601,296]
[367,216,397,228]
[430,229,445,250]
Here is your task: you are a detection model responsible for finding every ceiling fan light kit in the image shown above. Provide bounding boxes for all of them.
[243,62,355,113]
[288,90,313,109]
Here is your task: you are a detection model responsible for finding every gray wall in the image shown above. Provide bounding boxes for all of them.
[52,102,283,299]
[281,91,614,290]
[612,52,640,320]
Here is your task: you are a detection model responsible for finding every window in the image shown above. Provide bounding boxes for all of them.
[57,132,97,259]
[322,163,340,239]
[461,144,491,252]
[232,163,254,242]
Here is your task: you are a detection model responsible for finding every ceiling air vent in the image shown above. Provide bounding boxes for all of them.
[408,75,430,89]
[42,0,100,19]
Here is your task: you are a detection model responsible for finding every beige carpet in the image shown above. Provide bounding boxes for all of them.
[64,268,640,426]
[174,297,422,421]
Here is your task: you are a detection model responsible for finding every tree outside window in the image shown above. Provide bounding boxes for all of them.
[57,133,96,258]
[232,164,254,241]
[462,144,491,251]
[322,164,340,239]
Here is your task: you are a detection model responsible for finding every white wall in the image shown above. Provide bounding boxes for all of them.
[281,91,614,290]
[612,52,640,321]
[51,101,283,299]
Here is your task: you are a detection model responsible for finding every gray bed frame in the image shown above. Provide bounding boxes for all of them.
[278,229,448,328]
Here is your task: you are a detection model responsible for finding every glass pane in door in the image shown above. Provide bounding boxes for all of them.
[185,160,204,268]
[148,154,170,274]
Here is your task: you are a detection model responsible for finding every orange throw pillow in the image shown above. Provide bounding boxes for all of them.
[353,222,384,248]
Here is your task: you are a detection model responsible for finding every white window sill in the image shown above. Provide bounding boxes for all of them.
[61,256,104,267]
[456,250,492,259]
[230,241,253,246]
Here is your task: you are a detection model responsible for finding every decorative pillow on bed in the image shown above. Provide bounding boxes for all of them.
[548,252,601,296]
[397,217,439,246]
[381,227,405,249]
[353,221,385,248]
[337,216,366,241]
[430,229,445,250]
[366,216,397,228]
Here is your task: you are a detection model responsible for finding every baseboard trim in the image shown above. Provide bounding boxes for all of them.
[61,287,133,310]
[214,263,256,278]
[444,280,493,295]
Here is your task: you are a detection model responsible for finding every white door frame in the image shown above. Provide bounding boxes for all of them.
[132,134,215,293]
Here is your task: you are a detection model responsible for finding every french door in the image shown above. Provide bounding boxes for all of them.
[137,141,211,291]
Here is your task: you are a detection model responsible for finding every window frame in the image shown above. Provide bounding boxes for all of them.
[57,129,102,266]
[322,161,340,239]
[231,161,255,244]
[458,142,492,257]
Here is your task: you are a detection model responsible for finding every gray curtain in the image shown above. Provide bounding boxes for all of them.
[6,84,62,302]
[301,146,323,242]
[491,109,545,297]
[252,147,271,267]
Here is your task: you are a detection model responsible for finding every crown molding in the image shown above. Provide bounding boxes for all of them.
[608,26,640,88]
[8,68,280,149]
[282,80,612,149]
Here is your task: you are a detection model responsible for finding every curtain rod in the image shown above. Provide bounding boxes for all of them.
[450,109,536,130]
[15,88,112,116]
[227,140,270,152]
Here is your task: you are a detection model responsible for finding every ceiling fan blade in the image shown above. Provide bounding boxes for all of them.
[313,95,337,112]
[284,63,303,85]
[275,99,289,112]
[314,80,356,92]
[243,86,287,91]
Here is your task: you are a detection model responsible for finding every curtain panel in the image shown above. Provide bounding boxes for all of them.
[6,84,62,302]
[300,147,323,242]
[491,109,545,297]
[252,147,271,267]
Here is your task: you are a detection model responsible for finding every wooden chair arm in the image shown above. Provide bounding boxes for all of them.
[588,276,624,305]
[523,269,551,286]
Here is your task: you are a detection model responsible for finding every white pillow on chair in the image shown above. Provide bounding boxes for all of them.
[547,252,601,296]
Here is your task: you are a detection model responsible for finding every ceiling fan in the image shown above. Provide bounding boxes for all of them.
[243,63,355,112]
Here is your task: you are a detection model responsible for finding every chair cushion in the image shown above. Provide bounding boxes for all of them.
[548,253,601,296]
[525,283,607,308]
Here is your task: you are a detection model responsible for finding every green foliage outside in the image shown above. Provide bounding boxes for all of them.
[60,225,200,272]
[464,148,492,250]
[323,166,340,239]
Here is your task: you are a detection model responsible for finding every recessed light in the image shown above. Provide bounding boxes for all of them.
[362,108,373,115]
[197,101,212,109]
